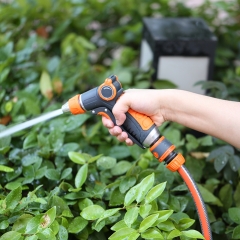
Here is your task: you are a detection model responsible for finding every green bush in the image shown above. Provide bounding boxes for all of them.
[0,0,240,239]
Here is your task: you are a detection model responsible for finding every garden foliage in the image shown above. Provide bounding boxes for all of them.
[0,0,240,239]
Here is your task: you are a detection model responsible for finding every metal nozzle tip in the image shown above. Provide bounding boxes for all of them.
[61,102,70,113]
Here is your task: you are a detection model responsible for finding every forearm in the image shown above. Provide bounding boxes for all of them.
[159,89,240,148]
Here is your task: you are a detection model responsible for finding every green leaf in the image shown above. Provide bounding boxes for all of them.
[110,188,124,206]
[75,164,88,189]
[23,132,37,149]
[181,230,204,239]
[0,68,10,83]
[139,204,152,218]
[25,214,43,234]
[5,186,22,210]
[58,225,68,240]
[124,185,139,206]
[141,227,164,239]
[211,221,225,234]
[65,114,90,132]
[124,207,139,227]
[0,165,14,172]
[49,129,65,152]
[12,213,32,233]
[128,232,140,240]
[109,146,131,159]
[153,79,177,89]
[111,220,128,231]
[22,154,42,166]
[51,220,60,235]
[45,169,60,181]
[167,229,181,239]
[39,71,53,99]
[178,218,195,230]
[0,220,9,230]
[171,184,188,192]
[170,212,190,224]
[228,208,240,224]
[97,156,116,170]
[40,206,56,229]
[119,176,136,193]
[234,182,240,208]
[0,231,21,240]
[139,213,159,233]
[219,184,232,210]
[136,173,155,203]
[232,225,240,239]
[0,124,11,148]
[81,205,105,220]
[145,181,166,203]
[214,154,228,173]
[37,228,56,240]
[78,198,93,210]
[157,220,175,232]
[186,134,199,151]
[111,160,132,176]
[68,151,87,165]
[198,135,213,146]
[58,143,79,157]
[156,210,174,223]
[68,216,88,233]
[88,154,103,163]
[109,227,137,240]
[96,208,121,226]
[61,168,72,180]
[25,236,38,240]
[197,184,223,206]
[229,155,240,172]
[50,195,72,216]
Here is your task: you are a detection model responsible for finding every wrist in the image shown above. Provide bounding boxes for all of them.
[157,89,177,123]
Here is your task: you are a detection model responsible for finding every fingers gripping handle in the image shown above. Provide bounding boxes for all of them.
[123,109,156,148]
[92,107,156,148]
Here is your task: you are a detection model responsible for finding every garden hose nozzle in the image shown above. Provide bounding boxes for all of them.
[62,75,185,172]
[62,75,212,240]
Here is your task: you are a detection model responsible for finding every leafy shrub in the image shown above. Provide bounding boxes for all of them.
[0,0,240,239]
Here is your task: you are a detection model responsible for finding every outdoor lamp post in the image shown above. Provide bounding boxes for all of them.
[139,18,217,94]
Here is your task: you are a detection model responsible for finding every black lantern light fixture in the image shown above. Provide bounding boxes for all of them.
[139,18,217,94]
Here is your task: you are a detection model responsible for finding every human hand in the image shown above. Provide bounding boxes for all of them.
[102,89,166,145]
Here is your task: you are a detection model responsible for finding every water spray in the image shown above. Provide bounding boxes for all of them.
[0,109,63,139]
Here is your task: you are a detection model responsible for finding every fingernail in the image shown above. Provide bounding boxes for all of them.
[116,119,120,125]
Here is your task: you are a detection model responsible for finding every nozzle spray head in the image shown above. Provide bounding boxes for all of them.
[61,94,85,115]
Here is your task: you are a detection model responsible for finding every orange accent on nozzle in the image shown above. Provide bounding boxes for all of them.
[68,94,85,115]
[98,78,117,101]
[128,109,154,131]
[97,112,111,120]
[167,153,185,172]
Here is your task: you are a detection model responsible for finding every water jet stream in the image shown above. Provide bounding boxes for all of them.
[0,109,63,139]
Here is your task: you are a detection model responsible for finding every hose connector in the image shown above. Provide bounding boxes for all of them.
[150,136,185,171]
[166,153,185,172]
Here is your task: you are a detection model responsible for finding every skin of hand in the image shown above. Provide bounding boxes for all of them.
[102,89,240,149]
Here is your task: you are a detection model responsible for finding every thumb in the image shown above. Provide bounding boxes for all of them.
[112,94,130,126]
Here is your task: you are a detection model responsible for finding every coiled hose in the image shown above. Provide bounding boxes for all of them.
[178,165,212,240]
